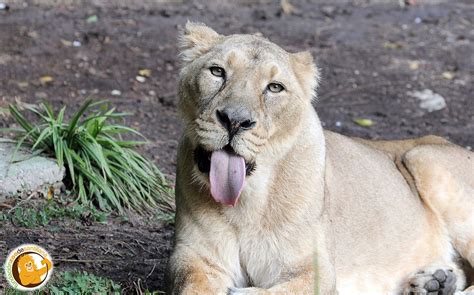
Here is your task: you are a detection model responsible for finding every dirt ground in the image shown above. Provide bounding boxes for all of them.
[0,0,473,292]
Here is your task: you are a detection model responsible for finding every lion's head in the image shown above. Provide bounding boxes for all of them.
[178,22,320,206]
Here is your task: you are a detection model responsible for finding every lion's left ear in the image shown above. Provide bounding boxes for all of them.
[291,51,320,100]
[179,21,221,63]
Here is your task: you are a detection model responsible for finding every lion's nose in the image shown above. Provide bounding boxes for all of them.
[216,108,256,137]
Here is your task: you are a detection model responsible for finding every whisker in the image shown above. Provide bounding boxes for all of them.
[197,128,219,134]
[246,135,266,146]
[245,138,264,147]
[244,144,259,154]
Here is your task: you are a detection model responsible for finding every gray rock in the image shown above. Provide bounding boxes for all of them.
[0,141,65,200]
[408,89,447,113]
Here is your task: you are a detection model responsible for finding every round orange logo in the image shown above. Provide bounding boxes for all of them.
[3,244,53,291]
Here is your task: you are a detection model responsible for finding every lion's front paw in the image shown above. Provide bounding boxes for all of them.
[403,268,457,295]
[228,287,270,295]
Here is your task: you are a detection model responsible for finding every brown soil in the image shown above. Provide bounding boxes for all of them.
[0,0,473,293]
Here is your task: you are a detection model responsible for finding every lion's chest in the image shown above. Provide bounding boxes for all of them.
[237,230,289,288]
[234,222,315,289]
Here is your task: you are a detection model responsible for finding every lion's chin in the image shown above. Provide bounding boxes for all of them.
[193,145,256,176]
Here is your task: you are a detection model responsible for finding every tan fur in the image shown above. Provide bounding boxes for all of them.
[167,22,474,294]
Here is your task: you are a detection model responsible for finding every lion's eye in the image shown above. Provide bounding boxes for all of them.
[267,83,284,93]
[210,66,225,78]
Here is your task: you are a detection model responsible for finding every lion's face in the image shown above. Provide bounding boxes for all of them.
[178,23,319,206]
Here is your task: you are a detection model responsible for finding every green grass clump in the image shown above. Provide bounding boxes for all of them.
[0,199,108,228]
[4,270,122,295]
[48,271,122,294]
[7,100,174,214]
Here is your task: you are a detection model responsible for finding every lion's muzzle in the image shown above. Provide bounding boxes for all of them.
[215,106,257,140]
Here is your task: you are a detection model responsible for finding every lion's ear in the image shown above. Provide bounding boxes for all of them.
[179,21,221,63]
[291,51,320,100]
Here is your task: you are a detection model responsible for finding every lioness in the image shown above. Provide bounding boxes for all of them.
[167,22,474,294]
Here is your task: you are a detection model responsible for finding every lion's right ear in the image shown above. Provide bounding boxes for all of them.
[179,21,220,63]
[291,51,320,100]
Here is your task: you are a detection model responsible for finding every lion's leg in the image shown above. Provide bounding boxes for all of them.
[403,145,474,292]
[167,245,234,294]
[403,145,474,266]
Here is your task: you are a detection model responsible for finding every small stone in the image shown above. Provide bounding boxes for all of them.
[165,63,174,71]
[35,92,48,99]
[135,76,146,83]
[335,121,342,127]
[27,31,39,39]
[111,89,122,96]
[72,40,82,47]
[17,81,29,88]
[321,5,336,18]
[148,90,156,96]
[409,61,420,70]
[280,0,295,14]
[442,71,454,80]
[414,17,422,24]
[408,89,446,112]
[61,39,72,47]
[0,3,10,10]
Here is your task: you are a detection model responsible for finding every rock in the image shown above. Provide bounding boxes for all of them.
[61,39,72,47]
[111,89,122,96]
[135,76,146,83]
[280,0,295,15]
[0,3,10,10]
[321,5,336,18]
[35,91,48,99]
[408,89,447,112]
[409,60,420,70]
[0,141,65,200]
[442,71,454,80]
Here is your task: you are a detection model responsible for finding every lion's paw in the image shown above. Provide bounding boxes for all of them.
[403,268,457,295]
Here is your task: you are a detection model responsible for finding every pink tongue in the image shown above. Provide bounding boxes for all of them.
[209,150,246,207]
